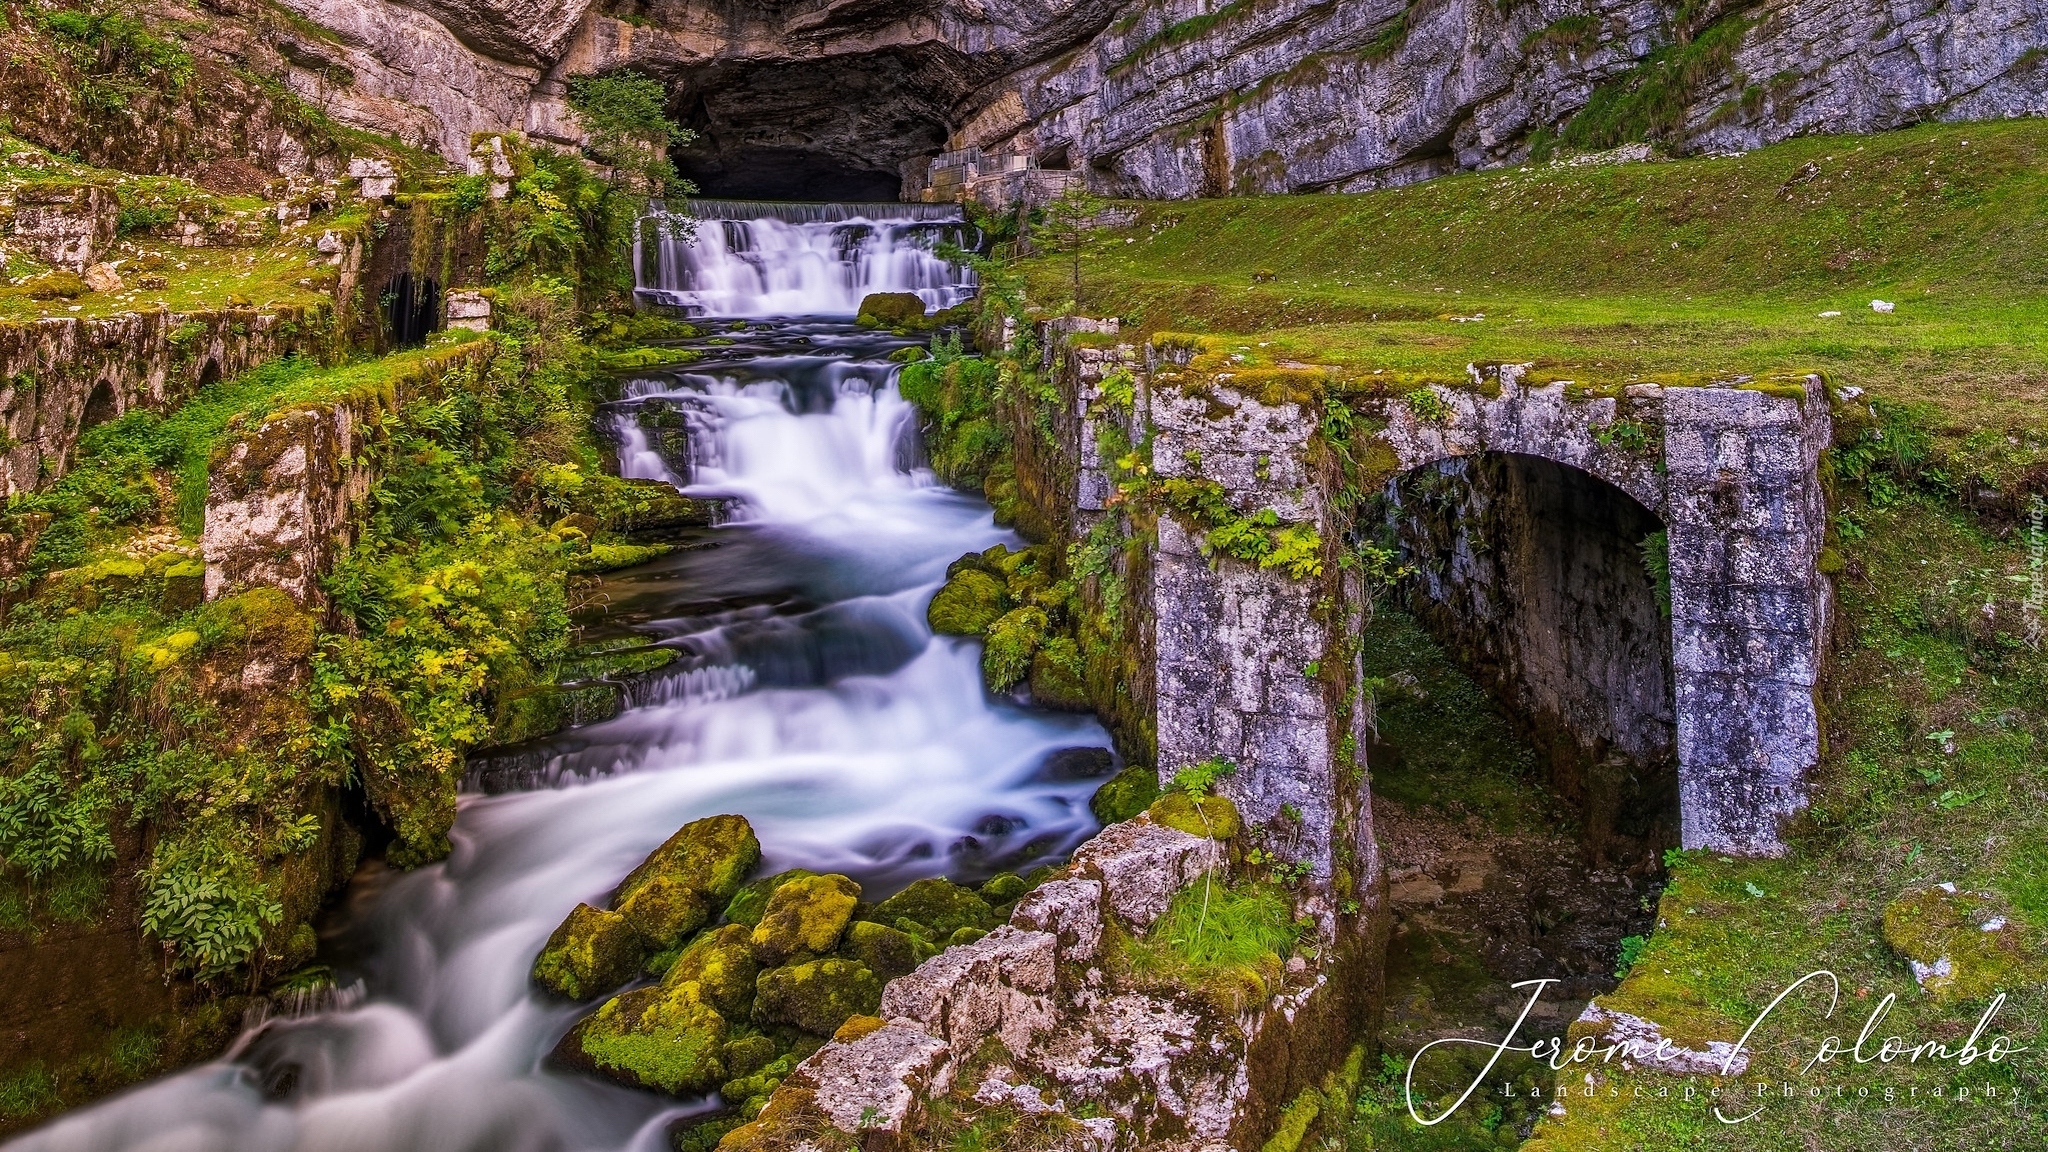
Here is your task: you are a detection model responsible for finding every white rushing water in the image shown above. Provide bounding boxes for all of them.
[636,201,978,317]
[12,217,1106,1152]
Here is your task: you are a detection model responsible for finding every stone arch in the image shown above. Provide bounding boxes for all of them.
[383,271,440,348]
[1362,365,1833,855]
[196,358,222,390]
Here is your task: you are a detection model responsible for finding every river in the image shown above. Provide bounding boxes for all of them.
[8,204,1110,1152]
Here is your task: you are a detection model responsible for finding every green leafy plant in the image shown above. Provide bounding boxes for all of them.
[1612,933,1648,978]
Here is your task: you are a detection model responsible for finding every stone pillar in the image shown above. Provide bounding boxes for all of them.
[1662,379,1832,856]
[1149,379,1336,878]
[445,289,492,332]
[10,182,115,271]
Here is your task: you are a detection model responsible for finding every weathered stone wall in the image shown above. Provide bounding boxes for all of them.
[0,307,329,498]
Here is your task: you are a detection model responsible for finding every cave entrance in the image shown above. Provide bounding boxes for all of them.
[383,272,440,348]
[1376,451,1680,865]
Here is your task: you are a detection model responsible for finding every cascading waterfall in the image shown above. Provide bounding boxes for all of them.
[636,200,979,317]
[10,213,1103,1152]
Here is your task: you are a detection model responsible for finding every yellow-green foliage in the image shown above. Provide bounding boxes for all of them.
[896,336,1008,487]
[981,605,1048,692]
[1879,885,2036,1003]
[1120,877,1302,1014]
[723,868,818,927]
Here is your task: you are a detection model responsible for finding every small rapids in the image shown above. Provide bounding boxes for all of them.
[10,218,1101,1152]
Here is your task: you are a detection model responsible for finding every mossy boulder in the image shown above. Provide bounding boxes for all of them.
[662,923,759,1018]
[750,873,861,964]
[928,568,1007,636]
[617,875,713,950]
[532,903,643,1000]
[1028,636,1091,710]
[721,1034,779,1080]
[618,814,761,911]
[978,872,1029,904]
[723,868,819,927]
[945,550,996,580]
[841,920,921,980]
[873,878,994,939]
[721,1052,799,1118]
[572,983,728,1095]
[1091,764,1161,825]
[753,958,883,1035]
[1147,791,1241,840]
[947,927,988,948]
[982,606,1048,692]
[1880,884,2034,1002]
[855,291,930,330]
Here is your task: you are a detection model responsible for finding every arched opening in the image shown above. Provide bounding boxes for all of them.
[1359,451,1677,1131]
[1383,452,1679,860]
[197,358,222,390]
[80,381,119,431]
[383,272,440,348]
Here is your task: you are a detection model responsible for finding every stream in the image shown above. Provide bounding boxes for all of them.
[8,205,1108,1152]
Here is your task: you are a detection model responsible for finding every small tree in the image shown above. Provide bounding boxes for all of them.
[1031,185,1107,308]
[567,71,699,242]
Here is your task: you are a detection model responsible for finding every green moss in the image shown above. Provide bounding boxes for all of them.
[577,984,728,1095]
[661,923,759,1018]
[1027,635,1091,710]
[873,878,996,939]
[1879,885,2036,1003]
[532,903,644,1000]
[749,873,861,964]
[927,568,1009,636]
[618,815,762,914]
[1091,765,1161,825]
[854,292,930,330]
[721,1033,779,1080]
[616,876,712,950]
[724,868,819,927]
[752,958,883,1036]
[841,920,921,980]
[1145,792,1241,840]
[978,872,1029,904]
[981,606,1048,692]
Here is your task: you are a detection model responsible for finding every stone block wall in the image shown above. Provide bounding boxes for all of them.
[0,307,328,497]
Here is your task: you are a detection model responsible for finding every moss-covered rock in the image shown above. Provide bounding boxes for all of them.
[978,872,1029,904]
[1028,636,1091,710]
[750,873,861,965]
[855,292,929,330]
[1880,884,2034,1002]
[573,983,728,1095]
[724,868,818,927]
[982,606,1048,692]
[1091,764,1161,825]
[945,550,995,580]
[617,875,714,950]
[947,927,988,948]
[832,1015,889,1044]
[721,1033,779,1080]
[753,958,883,1036]
[618,814,762,913]
[1147,791,1242,840]
[720,1052,798,1116]
[841,920,921,980]
[532,903,644,1000]
[873,878,995,939]
[662,923,759,1018]
[928,568,1007,636]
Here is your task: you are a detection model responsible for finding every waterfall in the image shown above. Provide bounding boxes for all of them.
[636,200,979,317]
[8,282,1114,1152]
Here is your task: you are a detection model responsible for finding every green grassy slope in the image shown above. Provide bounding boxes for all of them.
[1035,119,2048,488]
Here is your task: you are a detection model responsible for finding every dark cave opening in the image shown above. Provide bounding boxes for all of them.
[676,146,906,202]
[382,272,440,349]
[1378,451,1681,864]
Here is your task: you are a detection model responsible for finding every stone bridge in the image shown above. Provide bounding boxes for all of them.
[1049,324,1832,861]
